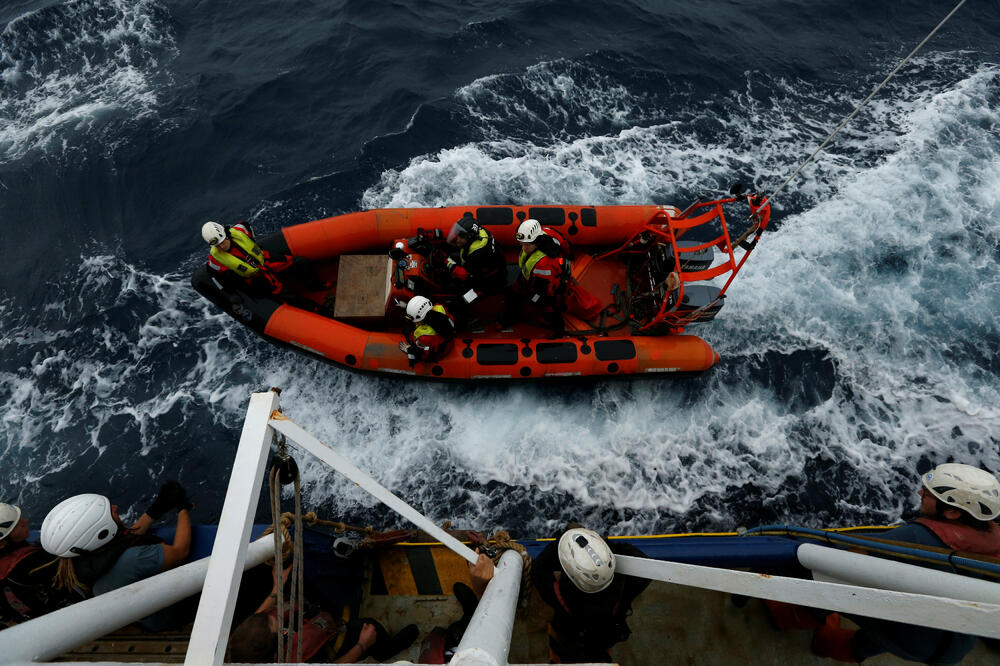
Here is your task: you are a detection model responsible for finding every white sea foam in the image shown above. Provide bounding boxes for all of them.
[348,55,1000,532]
[0,0,176,161]
[3,55,999,534]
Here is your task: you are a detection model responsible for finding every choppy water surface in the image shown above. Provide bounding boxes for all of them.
[1,0,998,536]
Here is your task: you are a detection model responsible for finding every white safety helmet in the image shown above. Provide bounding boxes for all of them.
[41,494,119,558]
[0,503,21,541]
[515,219,543,244]
[557,527,616,593]
[405,296,433,322]
[922,463,1000,521]
[201,221,227,246]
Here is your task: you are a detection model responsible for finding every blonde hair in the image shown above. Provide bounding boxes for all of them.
[52,558,87,593]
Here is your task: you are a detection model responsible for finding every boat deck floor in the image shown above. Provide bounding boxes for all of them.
[54,545,1000,664]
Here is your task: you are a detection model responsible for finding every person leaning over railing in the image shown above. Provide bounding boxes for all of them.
[531,524,651,663]
[39,481,193,630]
[767,463,1000,664]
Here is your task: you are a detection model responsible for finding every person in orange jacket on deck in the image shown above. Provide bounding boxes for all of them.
[767,463,1000,664]
[398,296,456,365]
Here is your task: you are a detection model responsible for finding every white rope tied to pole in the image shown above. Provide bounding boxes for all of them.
[765,0,968,207]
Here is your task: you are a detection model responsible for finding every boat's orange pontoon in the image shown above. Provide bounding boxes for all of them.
[192,192,771,379]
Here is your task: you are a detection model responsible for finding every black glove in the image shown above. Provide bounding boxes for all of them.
[146,481,192,519]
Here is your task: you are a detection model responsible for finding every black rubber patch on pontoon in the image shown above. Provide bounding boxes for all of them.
[536,342,578,364]
[405,547,443,595]
[607,362,619,373]
[580,208,597,226]
[520,366,532,377]
[477,343,519,365]
[476,207,514,226]
[528,207,565,226]
[345,354,357,365]
[594,340,636,361]
[432,365,444,376]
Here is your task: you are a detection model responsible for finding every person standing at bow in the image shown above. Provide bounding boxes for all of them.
[202,221,294,296]
[532,525,650,663]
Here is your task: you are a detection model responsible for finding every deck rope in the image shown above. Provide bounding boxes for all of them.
[266,443,307,664]
[764,0,967,208]
[490,530,533,602]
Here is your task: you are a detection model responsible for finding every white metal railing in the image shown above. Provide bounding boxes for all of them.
[616,554,1000,639]
[185,390,282,664]
[451,549,524,666]
[0,534,275,663]
[184,391,491,665]
[797,542,1000,605]
[8,389,1000,665]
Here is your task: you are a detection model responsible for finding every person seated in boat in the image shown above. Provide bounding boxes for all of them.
[227,561,418,663]
[398,296,456,365]
[500,219,571,337]
[201,221,326,300]
[0,502,74,625]
[531,525,651,663]
[443,214,507,299]
[768,463,1000,664]
[39,481,193,630]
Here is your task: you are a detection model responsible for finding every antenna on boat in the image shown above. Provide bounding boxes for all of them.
[760,0,968,209]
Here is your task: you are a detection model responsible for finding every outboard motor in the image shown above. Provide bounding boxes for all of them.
[674,285,725,322]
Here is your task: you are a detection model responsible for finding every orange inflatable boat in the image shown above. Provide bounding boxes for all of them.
[191,191,771,379]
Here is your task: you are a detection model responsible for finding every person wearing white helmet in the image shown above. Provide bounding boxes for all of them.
[203,221,286,293]
[806,463,1000,663]
[443,213,507,297]
[500,219,574,336]
[397,295,456,365]
[1,503,75,623]
[0,502,28,546]
[531,524,650,663]
[40,482,193,630]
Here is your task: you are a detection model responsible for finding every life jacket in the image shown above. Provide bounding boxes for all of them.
[518,249,550,281]
[0,545,39,581]
[915,517,1000,558]
[209,229,268,277]
[459,227,491,265]
[267,608,343,661]
[413,305,455,343]
[518,249,566,300]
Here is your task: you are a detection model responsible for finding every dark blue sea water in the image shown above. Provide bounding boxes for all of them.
[2,0,999,539]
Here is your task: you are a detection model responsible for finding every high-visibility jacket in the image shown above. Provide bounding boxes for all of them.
[452,227,506,291]
[517,249,565,300]
[207,223,286,293]
[408,305,455,361]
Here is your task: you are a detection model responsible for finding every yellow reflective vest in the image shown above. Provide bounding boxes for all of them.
[209,228,266,276]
